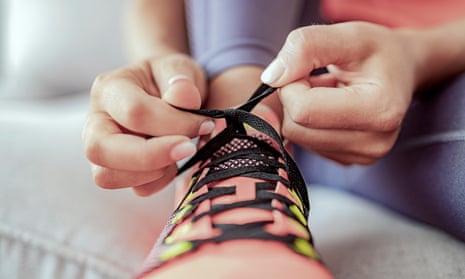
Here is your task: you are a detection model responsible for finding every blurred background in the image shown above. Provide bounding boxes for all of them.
[0,1,175,278]
[1,1,465,279]
[0,0,129,98]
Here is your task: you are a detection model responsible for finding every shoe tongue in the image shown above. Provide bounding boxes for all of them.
[212,137,259,158]
[210,136,272,172]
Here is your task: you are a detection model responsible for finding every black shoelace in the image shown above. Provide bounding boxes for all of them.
[139,84,318,275]
[177,84,309,214]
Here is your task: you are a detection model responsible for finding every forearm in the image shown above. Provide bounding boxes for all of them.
[125,0,189,62]
[400,17,465,90]
[186,0,302,115]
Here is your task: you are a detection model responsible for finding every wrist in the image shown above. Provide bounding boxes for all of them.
[209,66,262,108]
[396,20,465,91]
[129,45,187,63]
[394,28,430,91]
[208,66,282,120]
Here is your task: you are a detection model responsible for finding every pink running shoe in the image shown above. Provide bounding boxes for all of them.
[137,84,333,279]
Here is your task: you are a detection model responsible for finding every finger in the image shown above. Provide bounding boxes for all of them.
[90,163,168,189]
[95,79,212,137]
[282,116,398,159]
[150,55,207,109]
[83,112,197,171]
[279,79,402,132]
[308,73,338,88]
[133,165,178,196]
[261,22,374,86]
[316,151,376,166]
[308,64,356,88]
[325,64,362,85]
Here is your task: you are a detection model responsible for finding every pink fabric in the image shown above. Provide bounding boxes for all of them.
[321,0,465,27]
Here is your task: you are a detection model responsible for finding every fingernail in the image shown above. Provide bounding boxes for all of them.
[261,58,284,84]
[198,120,215,135]
[171,141,196,161]
[326,64,338,74]
[164,75,192,101]
[168,74,191,86]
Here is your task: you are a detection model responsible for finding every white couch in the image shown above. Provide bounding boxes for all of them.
[1,1,465,278]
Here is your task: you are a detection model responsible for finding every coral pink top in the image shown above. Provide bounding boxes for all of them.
[322,0,465,27]
[186,0,465,78]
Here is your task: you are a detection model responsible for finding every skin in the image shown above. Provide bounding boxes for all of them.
[83,1,465,194]
[83,0,211,196]
[82,0,280,197]
[81,5,464,279]
[262,19,465,165]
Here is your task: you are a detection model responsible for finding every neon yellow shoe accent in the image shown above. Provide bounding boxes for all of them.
[165,222,193,244]
[189,176,197,188]
[294,238,319,260]
[244,123,251,129]
[171,204,193,225]
[160,241,193,262]
[290,204,307,226]
[288,188,304,211]
[181,191,195,208]
[289,218,310,240]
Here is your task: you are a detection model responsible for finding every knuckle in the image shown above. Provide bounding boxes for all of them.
[284,26,325,67]
[122,100,148,129]
[84,137,104,165]
[286,27,314,48]
[92,168,116,189]
[286,28,307,46]
[356,156,377,166]
[366,141,392,159]
[91,72,112,97]
[376,107,403,132]
[287,102,312,127]
[281,116,299,140]
[284,28,310,58]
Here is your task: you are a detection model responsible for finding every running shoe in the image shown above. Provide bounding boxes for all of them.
[137,84,333,279]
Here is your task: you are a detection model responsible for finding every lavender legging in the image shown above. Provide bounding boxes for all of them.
[185,0,465,241]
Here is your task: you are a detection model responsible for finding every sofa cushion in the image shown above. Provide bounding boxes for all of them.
[1,93,464,278]
[0,93,174,278]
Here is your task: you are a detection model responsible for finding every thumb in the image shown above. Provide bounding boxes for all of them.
[164,75,203,109]
[150,54,207,110]
[260,23,366,87]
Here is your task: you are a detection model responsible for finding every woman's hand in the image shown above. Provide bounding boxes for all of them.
[82,54,214,196]
[261,22,419,165]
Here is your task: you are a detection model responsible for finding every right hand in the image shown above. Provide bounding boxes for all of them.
[261,22,418,165]
[82,53,214,196]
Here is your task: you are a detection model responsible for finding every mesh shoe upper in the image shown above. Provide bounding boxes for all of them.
[138,84,330,279]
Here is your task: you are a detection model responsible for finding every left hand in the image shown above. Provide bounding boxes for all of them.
[261,22,418,165]
[83,54,210,196]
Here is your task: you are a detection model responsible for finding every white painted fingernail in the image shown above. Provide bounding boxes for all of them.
[326,64,338,74]
[168,74,191,86]
[171,141,196,161]
[261,58,284,84]
[198,120,215,135]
